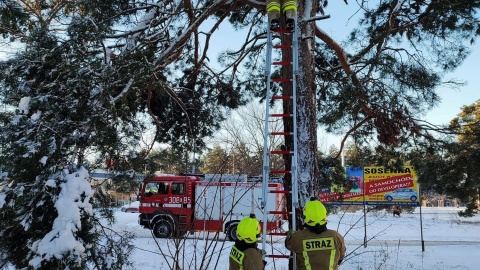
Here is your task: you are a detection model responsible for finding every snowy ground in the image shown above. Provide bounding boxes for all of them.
[113,206,480,270]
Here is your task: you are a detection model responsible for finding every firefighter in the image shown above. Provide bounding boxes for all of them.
[286,198,346,270]
[266,0,297,30]
[229,215,265,270]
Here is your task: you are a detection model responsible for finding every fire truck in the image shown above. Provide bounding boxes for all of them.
[138,174,285,240]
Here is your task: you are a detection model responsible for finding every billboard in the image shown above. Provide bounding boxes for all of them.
[319,166,364,205]
[363,166,419,206]
[319,166,420,206]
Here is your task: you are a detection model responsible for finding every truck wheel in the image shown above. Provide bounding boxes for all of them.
[153,219,173,238]
[226,223,238,241]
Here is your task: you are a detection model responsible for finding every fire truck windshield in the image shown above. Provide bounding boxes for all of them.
[144,182,170,196]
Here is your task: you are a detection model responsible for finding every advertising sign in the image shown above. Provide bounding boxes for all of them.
[363,166,419,206]
[319,166,420,206]
[319,167,365,205]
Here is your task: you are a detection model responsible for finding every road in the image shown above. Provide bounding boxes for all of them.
[346,239,480,247]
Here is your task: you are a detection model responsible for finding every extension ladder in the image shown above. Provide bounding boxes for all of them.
[260,18,300,267]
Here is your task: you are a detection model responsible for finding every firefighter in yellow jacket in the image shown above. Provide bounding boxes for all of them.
[229,215,265,270]
[286,198,346,270]
[266,0,297,30]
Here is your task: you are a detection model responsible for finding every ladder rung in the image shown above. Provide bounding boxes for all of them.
[271,95,292,100]
[272,61,291,65]
[272,29,294,33]
[270,132,293,136]
[270,113,292,117]
[273,45,292,49]
[269,170,291,175]
[266,254,290,259]
[270,150,293,155]
[268,232,288,236]
[271,78,291,83]
[269,210,290,215]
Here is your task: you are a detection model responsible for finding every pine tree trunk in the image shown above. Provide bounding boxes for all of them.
[296,0,320,209]
[280,30,294,231]
[281,1,319,232]
[281,5,320,270]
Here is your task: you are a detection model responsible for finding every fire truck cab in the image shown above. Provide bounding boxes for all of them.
[138,174,284,240]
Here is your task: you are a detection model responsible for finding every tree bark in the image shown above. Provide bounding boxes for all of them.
[280,2,320,240]
[296,0,320,208]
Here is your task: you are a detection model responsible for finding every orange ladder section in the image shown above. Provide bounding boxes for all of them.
[261,19,299,267]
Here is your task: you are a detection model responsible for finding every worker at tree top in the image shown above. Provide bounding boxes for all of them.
[286,198,346,270]
[266,0,297,30]
[229,214,265,270]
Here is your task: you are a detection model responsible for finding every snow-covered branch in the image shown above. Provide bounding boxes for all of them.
[110,78,134,104]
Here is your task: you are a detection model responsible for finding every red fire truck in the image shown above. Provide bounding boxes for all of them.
[138,174,285,240]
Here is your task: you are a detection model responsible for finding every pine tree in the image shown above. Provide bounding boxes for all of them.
[0,1,137,268]
[199,146,230,173]
[1,1,480,268]
[411,100,480,216]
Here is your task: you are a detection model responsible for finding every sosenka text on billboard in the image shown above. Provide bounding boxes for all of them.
[364,167,412,174]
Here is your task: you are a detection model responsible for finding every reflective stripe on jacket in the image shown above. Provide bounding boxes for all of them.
[266,0,297,13]
[286,229,346,270]
[229,246,265,270]
[266,1,281,12]
[230,246,245,270]
[282,0,297,12]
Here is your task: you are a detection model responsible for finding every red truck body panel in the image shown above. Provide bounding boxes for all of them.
[138,174,284,236]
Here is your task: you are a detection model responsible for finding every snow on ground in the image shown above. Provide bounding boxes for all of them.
[114,206,480,270]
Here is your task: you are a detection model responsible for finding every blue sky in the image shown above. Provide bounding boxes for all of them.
[324,1,479,147]
[424,46,480,125]
[324,1,480,126]
[205,3,479,149]
[2,3,478,149]
[2,4,477,127]
[329,1,480,127]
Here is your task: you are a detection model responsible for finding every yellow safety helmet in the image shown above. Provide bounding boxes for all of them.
[303,199,328,226]
[236,215,261,243]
